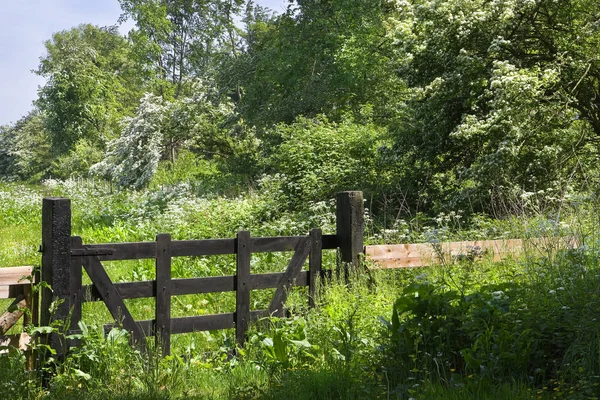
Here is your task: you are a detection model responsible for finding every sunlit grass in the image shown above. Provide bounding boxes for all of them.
[3,181,600,399]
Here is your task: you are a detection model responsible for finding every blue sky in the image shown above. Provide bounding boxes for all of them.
[0,0,287,126]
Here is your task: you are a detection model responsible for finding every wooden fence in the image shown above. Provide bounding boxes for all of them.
[0,265,37,367]
[1,189,579,359]
[39,191,365,357]
[365,236,579,269]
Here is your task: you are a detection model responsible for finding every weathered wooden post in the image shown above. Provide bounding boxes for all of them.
[155,234,172,356]
[308,228,322,308]
[235,231,251,346]
[41,197,72,357]
[336,191,364,277]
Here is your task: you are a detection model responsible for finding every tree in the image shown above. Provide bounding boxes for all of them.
[263,115,388,206]
[232,0,404,128]
[166,79,235,162]
[93,84,244,189]
[119,0,245,98]
[92,94,166,189]
[0,110,52,181]
[386,0,600,212]
[35,24,140,157]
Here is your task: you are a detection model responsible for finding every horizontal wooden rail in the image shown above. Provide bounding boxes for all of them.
[81,234,338,262]
[365,237,578,269]
[0,266,35,299]
[172,239,235,257]
[102,309,278,336]
[82,271,310,301]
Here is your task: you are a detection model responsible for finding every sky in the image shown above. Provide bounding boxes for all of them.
[0,0,287,126]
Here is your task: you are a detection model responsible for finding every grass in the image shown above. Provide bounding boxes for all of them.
[2,180,600,399]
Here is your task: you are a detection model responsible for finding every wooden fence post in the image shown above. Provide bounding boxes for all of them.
[235,231,251,346]
[308,228,322,308]
[336,191,364,274]
[156,234,172,356]
[69,236,83,337]
[41,197,72,357]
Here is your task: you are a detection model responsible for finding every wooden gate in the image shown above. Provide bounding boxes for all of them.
[68,230,323,355]
[39,192,363,357]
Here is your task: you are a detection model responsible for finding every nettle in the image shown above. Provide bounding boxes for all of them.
[382,278,532,384]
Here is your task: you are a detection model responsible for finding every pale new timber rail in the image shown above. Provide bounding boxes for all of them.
[365,237,579,269]
[0,265,37,362]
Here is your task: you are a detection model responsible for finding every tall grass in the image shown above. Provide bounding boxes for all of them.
[3,181,600,398]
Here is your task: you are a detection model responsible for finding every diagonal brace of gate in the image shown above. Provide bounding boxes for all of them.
[268,236,312,317]
[82,257,145,344]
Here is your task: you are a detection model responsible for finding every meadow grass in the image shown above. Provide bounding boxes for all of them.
[2,181,600,399]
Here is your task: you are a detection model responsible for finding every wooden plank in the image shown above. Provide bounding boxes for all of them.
[366,243,435,268]
[85,242,156,261]
[250,271,309,290]
[69,237,84,333]
[309,229,322,308]
[0,266,34,286]
[84,272,310,302]
[364,238,578,269]
[84,276,237,301]
[88,234,335,260]
[235,231,251,346]
[71,248,115,256]
[322,234,339,250]
[155,234,171,356]
[171,239,235,256]
[252,236,304,253]
[103,309,276,336]
[172,276,235,295]
[172,313,234,334]
[0,266,34,299]
[268,237,311,316]
[83,257,145,344]
[0,295,27,335]
[84,281,155,301]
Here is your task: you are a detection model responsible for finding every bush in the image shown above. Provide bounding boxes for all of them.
[263,115,389,208]
[53,139,105,179]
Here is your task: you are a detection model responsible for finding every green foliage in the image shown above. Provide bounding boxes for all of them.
[250,316,318,371]
[386,0,600,213]
[234,0,403,127]
[93,80,251,190]
[53,139,105,179]
[0,110,52,181]
[35,24,140,157]
[263,115,389,207]
[380,244,600,398]
[92,93,166,189]
[3,182,600,398]
[150,150,214,187]
[119,0,245,98]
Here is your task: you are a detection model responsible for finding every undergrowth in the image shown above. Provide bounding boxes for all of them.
[2,181,600,398]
